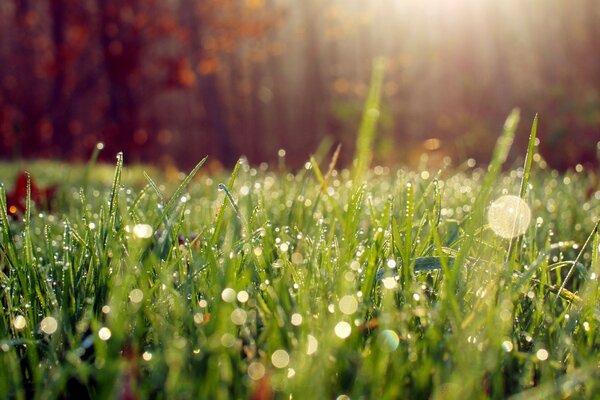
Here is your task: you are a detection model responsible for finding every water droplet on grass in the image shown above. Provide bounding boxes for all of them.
[248,361,266,380]
[501,340,514,352]
[133,224,153,239]
[221,288,236,303]
[237,290,249,303]
[379,330,400,352]
[98,327,111,341]
[13,315,26,330]
[40,316,58,335]
[536,348,549,361]
[334,321,352,339]
[291,313,303,326]
[382,277,397,290]
[307,335,318,355]
[129,289,144,304]
[338,295,358,315]
[271,349,290,368]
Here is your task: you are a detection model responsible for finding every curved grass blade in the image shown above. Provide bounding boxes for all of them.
[153,156,207,231]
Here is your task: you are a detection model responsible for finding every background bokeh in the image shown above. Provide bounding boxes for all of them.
[1,0,599,170]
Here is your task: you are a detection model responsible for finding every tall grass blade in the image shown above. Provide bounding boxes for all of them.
[153,156,207,230]
[352,57,386,184]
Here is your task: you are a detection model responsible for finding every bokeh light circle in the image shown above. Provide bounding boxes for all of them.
[488,195,531,239]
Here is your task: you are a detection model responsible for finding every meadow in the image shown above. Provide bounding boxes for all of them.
[0,109,599,399]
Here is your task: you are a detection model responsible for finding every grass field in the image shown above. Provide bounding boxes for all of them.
[0,112,599,399]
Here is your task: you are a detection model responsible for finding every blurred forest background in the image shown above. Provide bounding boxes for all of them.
[0,0,599,170]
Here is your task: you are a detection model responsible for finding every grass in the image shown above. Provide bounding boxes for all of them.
[0,127,598,399]
[0,58,598,398]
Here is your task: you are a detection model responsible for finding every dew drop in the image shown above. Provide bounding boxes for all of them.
[98,327,111,341]
[129,289,144,304]
[338,295,358,315]
[501,340,514,352]
[271,349,290,368]
[536,348,549,361]
[237,290,249,303]
[132,224,153,239]
[40,316,58,335]
[248,361,266,380]
[307,335,318,355]
[378,329,400,352]
[291,313,303,326]
[13,315,26,330]
[221,288,236,303]
[382,277,397,290]
[334,321,352,339]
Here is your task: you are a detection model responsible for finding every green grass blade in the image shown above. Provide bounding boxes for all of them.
[352,57,386,184]
[153,156,207,231]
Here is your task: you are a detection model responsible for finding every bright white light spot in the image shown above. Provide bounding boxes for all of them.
[379,330,400,352]
[271,349,290,368]
[335,321,352,339]
[102,305,111,314]
[350,260,360,271]
[237,290,249,303]
[536,349,549,361]
[307,335,318,355]
[253,247,263,257]
[386,259,396,269]
[248,362,266,380]
[488,195,531,239]
[40,316,58,335]
[501,340,514,352]
[129,289,144,304]
[133,224,153,239]
[291,313,303,326]
[583,321,590,332]
[287,368,296,378]
[280,243,289,252]
[142,351,152,361]
[98,327,112,341]
[96,142,105,150]
[338,295,358,315]
[221,288,236,303]
[382,277,397,290]
[13,315,26,330]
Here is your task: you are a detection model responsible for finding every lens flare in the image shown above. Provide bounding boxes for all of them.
[488,195,531,239]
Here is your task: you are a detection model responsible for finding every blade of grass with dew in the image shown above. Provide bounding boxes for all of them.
[103,152,123,247]
[507,114,538,262]
[82,143,104,195]
[452,110,520,273]
[153,156,207,231]
[554,220,599,302]
[211,158,241,246]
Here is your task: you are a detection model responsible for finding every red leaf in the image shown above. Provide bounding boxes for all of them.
[5,171,58,216]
